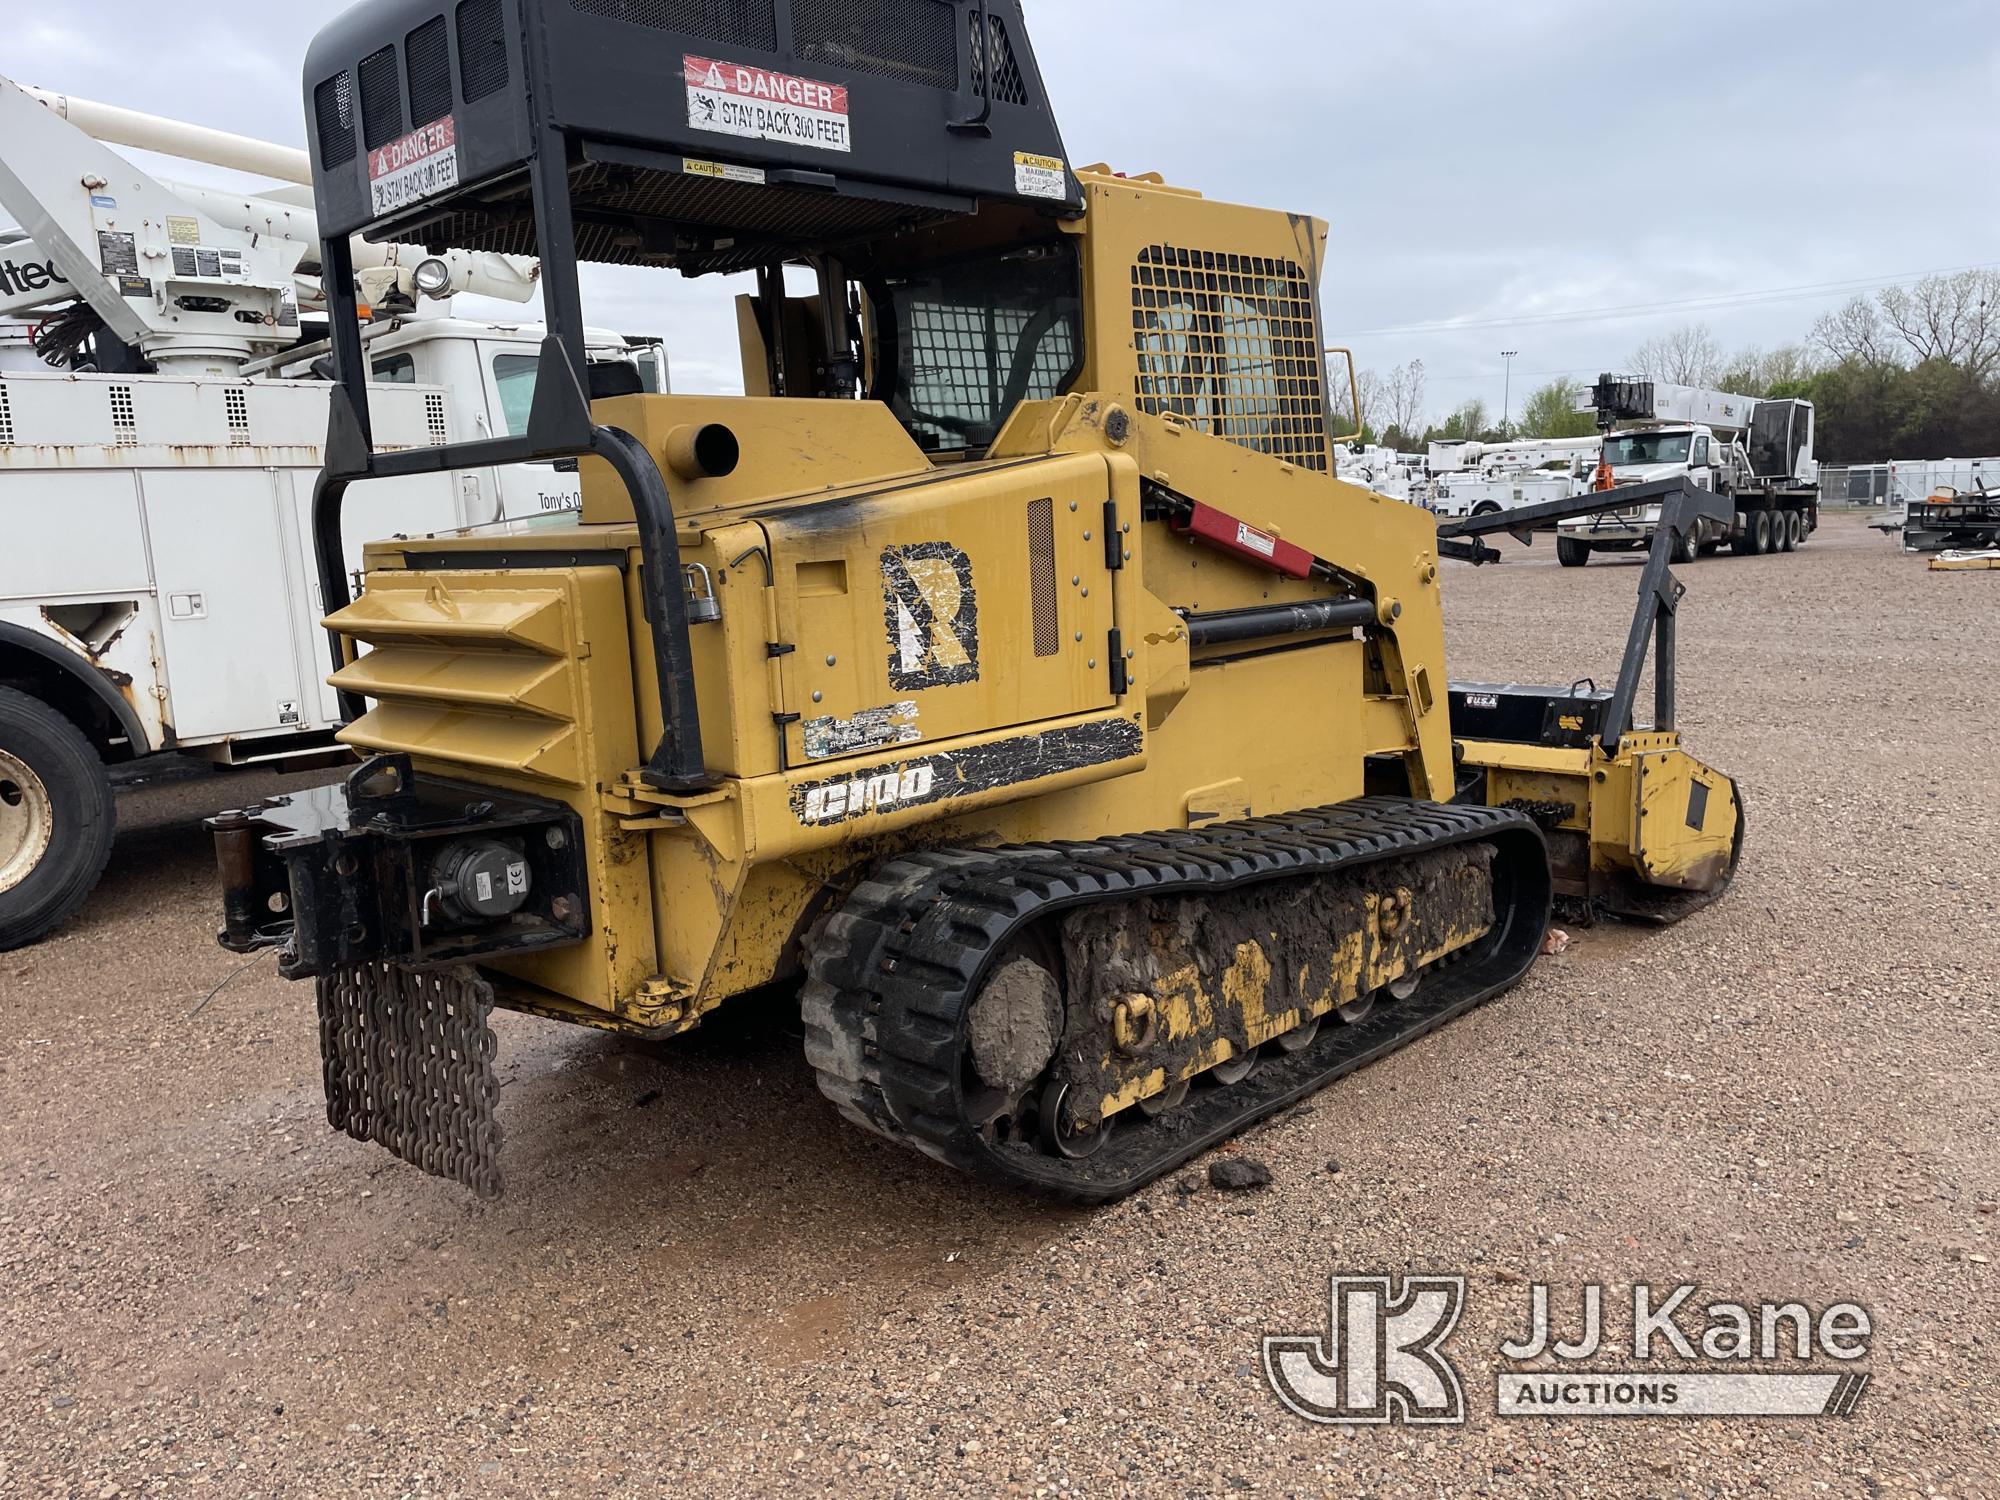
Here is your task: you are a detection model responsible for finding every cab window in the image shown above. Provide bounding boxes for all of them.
[1693,435,1711,466]
[372,353,416,384]
[492,353,538,436]
[869,242,1082,453]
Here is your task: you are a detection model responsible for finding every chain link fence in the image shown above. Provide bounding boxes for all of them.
[1820,459,1999,508]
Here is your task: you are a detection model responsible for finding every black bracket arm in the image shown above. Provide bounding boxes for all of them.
[1441,479,1728,753]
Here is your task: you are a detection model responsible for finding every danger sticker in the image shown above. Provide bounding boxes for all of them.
[1014,151,1067,201]
[1234,522,1278,558]
[368,116,460,216]
[685,55,851,154]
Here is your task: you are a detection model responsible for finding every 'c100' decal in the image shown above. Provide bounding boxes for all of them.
[791,718,1144,828]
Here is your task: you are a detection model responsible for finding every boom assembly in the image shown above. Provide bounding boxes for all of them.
[213,0,1743,1198]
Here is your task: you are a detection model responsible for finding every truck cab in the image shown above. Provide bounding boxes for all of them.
[1556,424,1719,555]
[264,316,667,518]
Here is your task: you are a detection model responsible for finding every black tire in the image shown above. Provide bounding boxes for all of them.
[1730,510,1755,556]
[1472,502,1502,517]
[1752,511,1773,554]
[1672,528,1699,565]
[0,687,114,951]
[1786,511,1804,550]
[1556,536,1591,568]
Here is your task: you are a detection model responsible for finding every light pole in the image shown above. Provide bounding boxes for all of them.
[1501,350,1519,437]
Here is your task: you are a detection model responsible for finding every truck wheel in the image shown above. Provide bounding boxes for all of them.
[0,687,115,951]
[1751,511,1773,554]
[1730,511,1755,556]
[1778,512,1798,552]
[1788,512,1805,549]
[1556,537,1591,568]
[1672,529,1699,565]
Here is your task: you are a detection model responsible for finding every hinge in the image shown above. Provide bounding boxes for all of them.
[1107,628,1128,696]
[772,711,801,726]
[766,641,796,658]
[1103,499,1124,571]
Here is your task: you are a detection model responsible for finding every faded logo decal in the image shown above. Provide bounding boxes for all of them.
[882,543,978,691]
[792,718,1143,828]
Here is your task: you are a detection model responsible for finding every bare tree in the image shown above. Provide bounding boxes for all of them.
[1876,269,2000,379]
[1628,323,1724,386]
[1352,367,1386,437]
[1808,273,2000,375]
[1383,358,1427,442]
[1813,295,1898,369]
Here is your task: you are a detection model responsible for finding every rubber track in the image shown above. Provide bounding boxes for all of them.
[802,796,1551,1202]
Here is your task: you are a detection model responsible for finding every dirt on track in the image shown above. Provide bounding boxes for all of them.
[2,512,1995,1498]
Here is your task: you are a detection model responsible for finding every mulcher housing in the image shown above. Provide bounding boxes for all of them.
[214,0,1745,1198]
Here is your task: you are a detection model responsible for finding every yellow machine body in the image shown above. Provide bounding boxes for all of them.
[236,1,1747,1201]
[333,174,1350,1029]
[325,168,1733,1039]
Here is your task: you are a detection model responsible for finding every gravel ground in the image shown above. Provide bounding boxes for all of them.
[2,512,1994,1498]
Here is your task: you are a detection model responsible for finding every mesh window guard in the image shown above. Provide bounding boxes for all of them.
[1131,246,1330,471]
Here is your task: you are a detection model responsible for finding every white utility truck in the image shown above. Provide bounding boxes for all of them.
[0,79,666,948]
[1555,375,1818,567]
[1424,436,1600,520]
[1334,443,1427,504]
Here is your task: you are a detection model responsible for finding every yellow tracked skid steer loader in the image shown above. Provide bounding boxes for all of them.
[211,0,1741,1199]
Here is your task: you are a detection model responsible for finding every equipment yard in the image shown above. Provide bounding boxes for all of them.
[4,512,1992,1498]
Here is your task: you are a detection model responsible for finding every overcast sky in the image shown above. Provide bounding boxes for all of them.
[11,0,1997,421]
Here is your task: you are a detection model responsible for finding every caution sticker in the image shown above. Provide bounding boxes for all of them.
[1014,151,1068,201]
[684,55,851,154]
[682,157,768,186]
[368,116,460,216]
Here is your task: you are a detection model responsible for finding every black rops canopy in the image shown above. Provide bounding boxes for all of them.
[303,0,1079,274]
